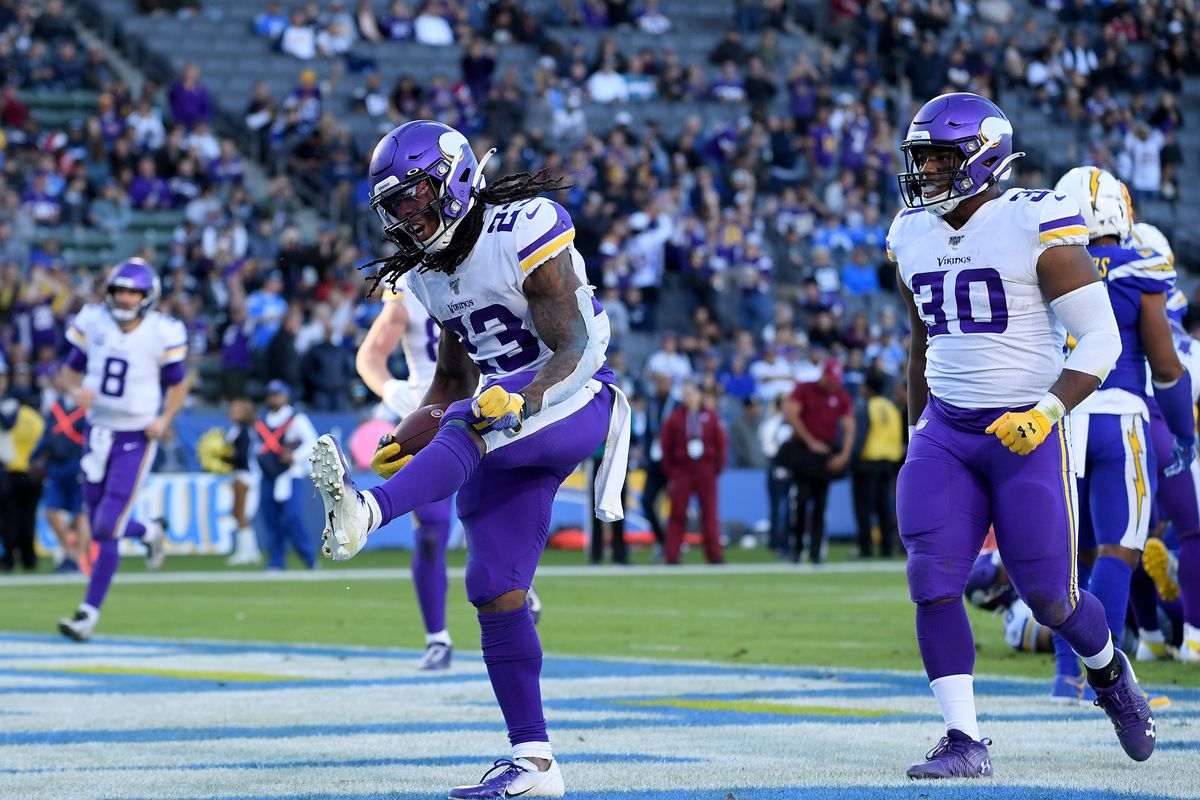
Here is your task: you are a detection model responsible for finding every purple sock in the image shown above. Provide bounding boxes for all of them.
[1052,630,1080,677]
[367,425,481,526]
[1180,535,1200,627]
[1088,556,1134,641]
[84,539,119,609]
[123,519,146,539]
[1129,565,1160,632]
[1053,589,1112,658]
[413,518,449,634]
[479,604,547,746]
[916,599,975,681]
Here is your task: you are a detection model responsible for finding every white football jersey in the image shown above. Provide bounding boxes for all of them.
[66,304,188,431]
[887,188,1090,408]
[382,272,439,395]
[407,196,609,386]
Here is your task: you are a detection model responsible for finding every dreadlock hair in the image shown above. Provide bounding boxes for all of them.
[362,168,572,295]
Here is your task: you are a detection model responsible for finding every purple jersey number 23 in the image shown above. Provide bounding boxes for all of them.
[912,268,1007,336]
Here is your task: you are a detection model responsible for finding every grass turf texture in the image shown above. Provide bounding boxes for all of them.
[0,544,1195,690]
[2,541,1197,688]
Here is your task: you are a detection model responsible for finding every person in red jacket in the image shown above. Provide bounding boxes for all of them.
[661,382,728,564]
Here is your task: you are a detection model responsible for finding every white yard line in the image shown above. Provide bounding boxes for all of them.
[0,560,906,588]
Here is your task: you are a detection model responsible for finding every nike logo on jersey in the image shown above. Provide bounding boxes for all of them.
[525,206,539,220]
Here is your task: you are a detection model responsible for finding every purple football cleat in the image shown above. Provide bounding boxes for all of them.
[448,758,564,798]
[1090,650,1157,762]
[907,729,993,779]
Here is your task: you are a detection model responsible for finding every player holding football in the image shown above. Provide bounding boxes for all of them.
[312,120,630,797]
[1047,167,1190,692]
[889,93,1156,778]
[57,259,187,641]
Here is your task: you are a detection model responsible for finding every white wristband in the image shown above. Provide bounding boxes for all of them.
[1033,392,1066,425]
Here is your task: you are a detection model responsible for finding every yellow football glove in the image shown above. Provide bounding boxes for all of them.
[470,385,527,434]
[371,434,413,479]
[985,410,1053,455]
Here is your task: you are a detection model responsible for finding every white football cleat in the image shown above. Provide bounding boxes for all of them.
[310,435,377,561]
[58,605,98,642]
[1136,638,1171,661]
[1181,624,1200,663]
[448,757,564,798]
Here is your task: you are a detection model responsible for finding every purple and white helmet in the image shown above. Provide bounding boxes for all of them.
[368,120,494,257]
[103,258,160,322]
[897,93,1025,216]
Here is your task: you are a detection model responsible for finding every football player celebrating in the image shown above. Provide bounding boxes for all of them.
[1049,167,1189,690]
[889,93,1155,778]
[57,259,187,641]
[311,121,630,798]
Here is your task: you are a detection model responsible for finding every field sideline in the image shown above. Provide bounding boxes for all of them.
[3,545,1199,799]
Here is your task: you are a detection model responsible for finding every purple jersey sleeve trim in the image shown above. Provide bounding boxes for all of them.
[161,360,186,386]
[65,345,87,371]
[1039,214,1086,232]
[516,202,574,261]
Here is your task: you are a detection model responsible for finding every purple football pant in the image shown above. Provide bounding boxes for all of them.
[1149,406,1200,627]
[81,429,157,610]
[899,395,1110,681]
[367,371,612,748]
[412,496,452,635]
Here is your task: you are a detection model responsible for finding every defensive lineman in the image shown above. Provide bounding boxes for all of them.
[58,259,186,641]
[311,121,629,797]
[889,93,1155,777]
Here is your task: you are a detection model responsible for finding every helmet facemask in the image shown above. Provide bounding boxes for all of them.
[105,286,151,322]
[898,143,971,216]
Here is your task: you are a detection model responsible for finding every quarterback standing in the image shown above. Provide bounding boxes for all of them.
[57,259,186,641]
[889,93,1155,777]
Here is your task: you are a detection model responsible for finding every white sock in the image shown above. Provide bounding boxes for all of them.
[425,630,451,646]
[512,741,553,765]
[143,520,163,544]
[930,674,979,741]
[360,491,382,534]
[1139,628,1165,643]
[1185,623,1200,642]
[79,603,99,619]
[1079,638,1115,670]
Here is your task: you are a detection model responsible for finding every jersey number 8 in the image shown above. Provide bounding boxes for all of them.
[911,267,1008,336]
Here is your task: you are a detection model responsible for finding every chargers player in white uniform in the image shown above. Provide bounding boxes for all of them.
[311,120,630,797]
[1048,167,1189,696]
[57,259,188,641]
[359,277,545,670]
[890,93,1155,778]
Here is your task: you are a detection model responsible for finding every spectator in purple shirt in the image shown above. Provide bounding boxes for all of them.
[129,157,172,209]
[97,93,125,142]
[21,174,61,225]
[840,106,872,171]
[168,64,213,131]
[220,303,254,400]
[709,61,747,103]
[209,138,245,185]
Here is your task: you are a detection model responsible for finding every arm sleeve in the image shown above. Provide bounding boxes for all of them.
[160,361,186,386]
[65,345,87,371]
[1153,372,1196,442]
[160,317,189,365]
[1031,193,1090,271]
[1050,281,1121,382]
[512,198,576,277]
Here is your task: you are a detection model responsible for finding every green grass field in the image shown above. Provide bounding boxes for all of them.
[3,541,1197,688]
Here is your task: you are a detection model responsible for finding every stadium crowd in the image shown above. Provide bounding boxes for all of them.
[0,0,1197,568]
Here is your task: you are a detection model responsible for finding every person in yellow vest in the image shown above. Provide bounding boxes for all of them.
[851,373,904,558]
[0,364,47,572]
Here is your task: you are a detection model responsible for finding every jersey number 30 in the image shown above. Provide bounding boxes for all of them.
[911,268,1008,336]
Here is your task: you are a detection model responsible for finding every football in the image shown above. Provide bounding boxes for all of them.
[390,402,451,458]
